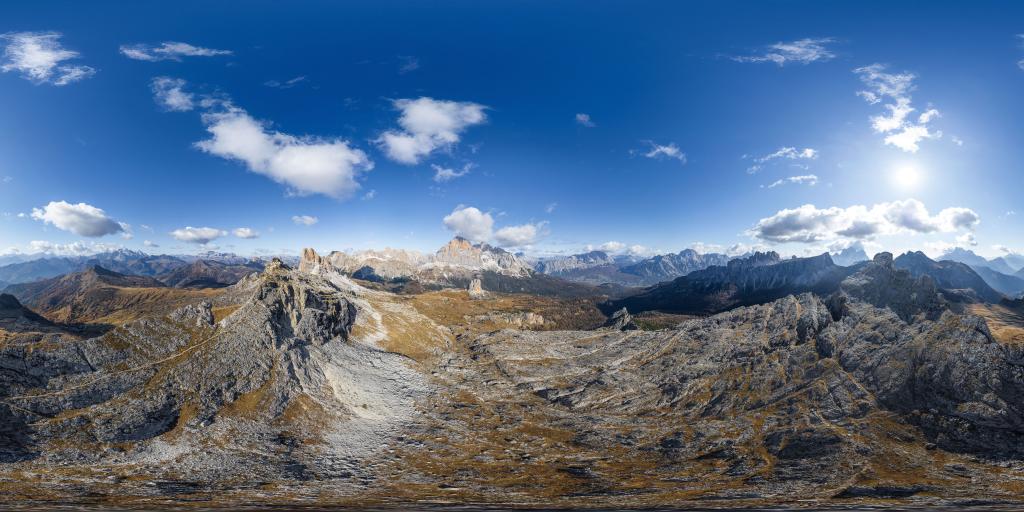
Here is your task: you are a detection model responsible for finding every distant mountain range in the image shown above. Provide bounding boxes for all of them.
[939,247,1020,275]
[535,248,732,287]
[301,238,608,298]
[2,265,222,324]
[830,245,870,266]
[934,248,1024,298]
[607,251,854,315]
[606,250,1008,316]
[0,249,286,289]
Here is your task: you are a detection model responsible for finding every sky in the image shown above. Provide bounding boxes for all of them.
[1,1,1023,260]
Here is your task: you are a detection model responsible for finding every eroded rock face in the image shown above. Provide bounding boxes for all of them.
[0,260,424,489]
[841,252,947,321]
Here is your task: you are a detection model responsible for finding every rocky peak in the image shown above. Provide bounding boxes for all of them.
[841,252,946,322]
[298,247,325,273]
[873,252,894,268]
[727,251,782,269]
[433,237,532,277]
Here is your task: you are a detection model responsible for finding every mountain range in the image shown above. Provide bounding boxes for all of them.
[0,249,284,289]
[2,245,1024,506]
[607,249,1010,316]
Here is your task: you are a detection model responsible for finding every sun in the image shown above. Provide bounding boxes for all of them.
[891,163,923,189]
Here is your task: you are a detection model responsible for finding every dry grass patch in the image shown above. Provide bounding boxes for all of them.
[969,303,1024,345]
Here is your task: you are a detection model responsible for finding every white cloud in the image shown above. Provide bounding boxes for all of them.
[292,215,319,226]
[766,174,819,188]
[494,222,548,248]
[642,142,687,164]
[690,242,725,254]
[1,31,95,85]
[362,189,376,200]
[951,135,964,147]
[233,227,259,239]
[442,205,493,242]
[855,64,941,153]
[732,38,836,66]
[749,199,980,244]
[143,240,159,248]
[956,232,978,247]
[31,201,124,237]
[26,240,121,256]
[119,41,231,62]
[170,226,226,245]
[377,97,487,164]
[195,101,373,199]
[597,241,626,253]
[746,147,817,174]
[575,113,596,127]
[545,202,558,214]
[432,163,472,182]
[151,77,194,112]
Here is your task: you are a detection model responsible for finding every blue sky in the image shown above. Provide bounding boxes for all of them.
[1,1,1022,259]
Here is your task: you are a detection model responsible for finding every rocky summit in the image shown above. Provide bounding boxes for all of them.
[0,250,1023,509]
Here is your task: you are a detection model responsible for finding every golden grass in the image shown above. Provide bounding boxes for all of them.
[969,303,1024,345]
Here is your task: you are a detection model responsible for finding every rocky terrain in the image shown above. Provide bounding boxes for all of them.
[0,250,1022,508]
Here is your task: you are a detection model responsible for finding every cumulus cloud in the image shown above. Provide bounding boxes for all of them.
[151,77,194,112]
[598,241,626,253]
[170,226,226,245]
[575,113,596,127]
[1,31,95,85]
[732,38,836,66]
[233,227,259,239]
[641,142,687,164]
[746,147,817,173]
[766,174,819,188]
[442,206,494,242]
[119,41,231,62]
[956,232,978,247]
[494,222,548,248]
[26,240,121,256]
[855,64,941,153]
[432,163,472,183]
[292,215,318,226]
[377,97,487,164]
[195,101,373,199]
[31,201,125,237]
[583,241,656,257]
[143,240,159,248]
[748,199,980,244]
